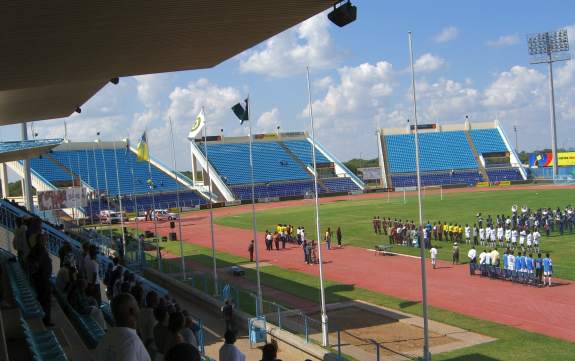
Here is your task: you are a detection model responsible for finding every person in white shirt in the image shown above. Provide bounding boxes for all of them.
[507,251,515,280]
[95,293,151,361]
[479,250,487,276]
[479,228,486,246]
[519,229,526,248]
[85,246,101,304]
[430,247,438,269]
[533,230,541,251]
[467,247,477,275]
[485,227,492,247]
[505,228,512,247]
[137,291,158,354]
[497,226,504,247]
[219,330,245,361]
[490,229,497,248]
[526,231,533,250]
[511,229,518,248]
[464,225,471,244]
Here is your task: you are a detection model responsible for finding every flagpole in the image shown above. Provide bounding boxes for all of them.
[246,96,263,316]
[169,117,186,281]
[144,135,161,271]
[129,149,142,265]
[409,31,430,361]
[113,141,127,263]
[201,108,219,296]
[98,135,115,249]
[306,66,329,347]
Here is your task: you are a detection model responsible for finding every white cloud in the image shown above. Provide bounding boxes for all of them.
[313,76,334,91]
[434,26,459,43]
[414,53,445,73]
[486,34,520,47]
[483,66,546,108]
[416,79,480,122]
[239,13,340,77]
[256,108,280,132]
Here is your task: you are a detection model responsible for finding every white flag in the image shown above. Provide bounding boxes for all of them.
[188,110,205,139]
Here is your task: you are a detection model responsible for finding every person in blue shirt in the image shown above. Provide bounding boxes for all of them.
[502,250,509,278]
[535,253,543,285]
[543,253,553,287]
[526,254,534,282]
[516,252,524,282]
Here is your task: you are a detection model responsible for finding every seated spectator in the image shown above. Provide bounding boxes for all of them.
[219,330,245,361]
[261,341,282,361]
[181,311,199,349]
[137,291,158,355]
[131,281,145,306]
[153,307,170,357]
[165,343,201,361]
[67,279,107,330]
[163,311,185,354]
[95,293,150,361]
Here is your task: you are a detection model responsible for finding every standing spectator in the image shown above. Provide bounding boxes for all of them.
[451,242,459,265]
[325,227,332,250]
[28,236,53,327]
[138,291,158,354]
[248,240,254,262]
[95,293,151,361]
[153,307,170,356]
[430,246,438,269]
[85,245,101,305]
[219,330,245,361]
[221,299,234,332]
[336,227,342,248]
[181,312,199,349]
[12,217,28,265]
[467,246,477,275]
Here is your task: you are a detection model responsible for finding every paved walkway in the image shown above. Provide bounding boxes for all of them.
[132,187,575,343]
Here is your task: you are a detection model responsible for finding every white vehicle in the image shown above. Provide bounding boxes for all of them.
[99,210,124,224]
[153,209,179,221]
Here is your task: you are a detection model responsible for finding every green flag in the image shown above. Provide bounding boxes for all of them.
[232,98,249,125]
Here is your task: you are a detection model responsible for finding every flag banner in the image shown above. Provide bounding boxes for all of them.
[232,98,249,124]
[38,188,87,210]
[137,131,149,161]
[189,110,206,138]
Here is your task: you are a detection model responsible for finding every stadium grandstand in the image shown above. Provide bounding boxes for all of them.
[376,121,527,188]
[189,132,365,201]
[5,140,210,218]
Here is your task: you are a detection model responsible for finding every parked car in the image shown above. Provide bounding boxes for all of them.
[152,209,179,221]
[99,210,124,224]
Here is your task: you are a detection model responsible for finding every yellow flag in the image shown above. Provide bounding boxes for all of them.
[136,131,149,161]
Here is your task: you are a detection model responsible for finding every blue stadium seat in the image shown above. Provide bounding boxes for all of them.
[282,140,330,165]
[486,168,523,181]
[385,131,477,173]
[469,129,508,154]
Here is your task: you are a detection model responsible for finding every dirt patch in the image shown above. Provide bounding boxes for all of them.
[309,306,459,356]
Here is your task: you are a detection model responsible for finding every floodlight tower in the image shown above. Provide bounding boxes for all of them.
[527,29,570,179]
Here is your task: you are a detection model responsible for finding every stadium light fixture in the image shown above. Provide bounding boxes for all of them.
[527,28,570,179]
[328,1,357,27]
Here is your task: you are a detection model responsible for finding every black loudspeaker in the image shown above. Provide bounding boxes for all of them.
[170,221,175,229]
[328,1,357,27]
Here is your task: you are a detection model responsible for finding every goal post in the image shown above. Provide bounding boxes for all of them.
[422,184,443,200]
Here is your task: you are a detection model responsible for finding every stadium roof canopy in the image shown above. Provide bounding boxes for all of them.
[0,0,334,126]
[0,139,63,163]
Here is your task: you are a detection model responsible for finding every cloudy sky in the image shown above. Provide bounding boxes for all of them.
[1,0,575,170]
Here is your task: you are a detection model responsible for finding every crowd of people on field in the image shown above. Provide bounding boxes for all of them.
[261,224,343,265]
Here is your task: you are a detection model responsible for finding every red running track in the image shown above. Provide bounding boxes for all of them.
[132,189,575,343]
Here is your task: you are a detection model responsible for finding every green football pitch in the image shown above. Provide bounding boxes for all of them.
[215,187,575,280]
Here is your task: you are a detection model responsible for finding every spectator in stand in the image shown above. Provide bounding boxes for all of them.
[137,291,158,355]
[181,311,199,349]
[85,245,101,305]
[163,311,186,354]
[165,343,201,361]
[55,260,76,293]
[219,330,245,361]
[27,235,53,327]
[68,279,107,330]
[95,293,150,361]
[153,307,170,357]
[221,299,234,332]
[12,217,28,265]
[260,341,282,361]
